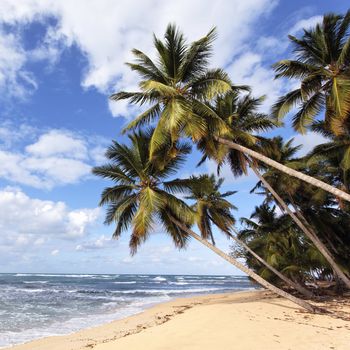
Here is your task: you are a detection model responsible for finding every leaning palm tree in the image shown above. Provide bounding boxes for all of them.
[252,136,350,288]
[93,130,319,312]
[170,174,313,297]
[113,24,234,155]
[309,120,350,197]
[200,90,350,288]
[238,204,326,287]
[272,10,350,135]
[111,24,350,203]
[196,92,277,176]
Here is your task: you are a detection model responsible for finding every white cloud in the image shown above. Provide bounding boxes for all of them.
[0,0,278,113]
[0,125,108,189]
[223,14,324,115]
[289,15,322,35]
[0,122,37,148]
[0,1,325,121]
[52,0,277,92]
[0,150,92,189]
[291,132,329,157]
[24,156,91,185]
[26,130,88,159]
[51,249,59,256]
[226,51,288,113]
[76,235,111,251]
[0,187,100,244]
[0,29,37,99]
[256,36,288,54]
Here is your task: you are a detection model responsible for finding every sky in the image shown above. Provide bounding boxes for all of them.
[0,0,347,275]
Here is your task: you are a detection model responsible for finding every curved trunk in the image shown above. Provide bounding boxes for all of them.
[227,229,314,298]
[215,137,350,203]
[250,165,350,289]
[168,216,322,313]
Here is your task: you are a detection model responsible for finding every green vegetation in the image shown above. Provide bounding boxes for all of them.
[94,11,350,312]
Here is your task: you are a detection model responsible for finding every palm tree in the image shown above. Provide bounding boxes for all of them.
[111,24,350,203]
[112,24,234,156]
[196,92,276,176]
[238,204,326,287]
[194,92,350,287]
[93,129,194,254]
[93,130,319,312]
[170,174,313,297]
[272,11,350,135]
[299,206,350,281]
[309,120,350,198]
[252,137,350,288]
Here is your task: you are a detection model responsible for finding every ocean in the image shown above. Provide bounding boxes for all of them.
[0,273,257,348]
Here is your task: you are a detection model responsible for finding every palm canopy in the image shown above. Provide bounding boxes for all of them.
[238,204,323,282]
[308,120,350,193]
[196,91,277,176]
[272,11,350,134]
[251,136,331,208]
[110,23,350,204]
[165,174,236,244]
[92,129,195,254]
[111,24,236,156]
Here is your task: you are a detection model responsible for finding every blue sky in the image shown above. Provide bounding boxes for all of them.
[0,0,347,275]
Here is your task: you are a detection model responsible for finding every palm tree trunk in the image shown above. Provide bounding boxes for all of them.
[168,216,323,313]
[205,213,313,297]
[288,199,349,279]
[227,229,314,298]
[215,137,350,203]
[250,164,350,289]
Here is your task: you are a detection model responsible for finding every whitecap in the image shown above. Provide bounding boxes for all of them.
[152,276,166,282]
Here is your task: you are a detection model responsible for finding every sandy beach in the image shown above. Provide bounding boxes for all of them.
[5,290,350,350]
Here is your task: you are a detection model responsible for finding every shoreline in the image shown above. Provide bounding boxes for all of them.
[4,290,350,350]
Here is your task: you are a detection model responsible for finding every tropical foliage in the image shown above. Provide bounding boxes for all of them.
[111,24,233,156]
[237,204,320,284]
[93,129,194,254]
[94,11,350,311]
[273,10,350,134]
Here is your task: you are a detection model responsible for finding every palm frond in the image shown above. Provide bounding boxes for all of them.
[122,103,161,133]
[110,91,159,105]
[273,60,319,79]
[128,48,167,83]
[190,69,232,100]
[271,89,303,120]
[292,92,324,133]
[92,164,134,184]
[99,185,136,206]
[179,27,217,82]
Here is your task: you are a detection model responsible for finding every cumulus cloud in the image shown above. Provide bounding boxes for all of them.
[0,0,278,114]
[226,52,286,112]
[26,130,88,159]
[0,0,326,122]
[0,1,324,120]
[0,187,100,244]
[0,124,108,189]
